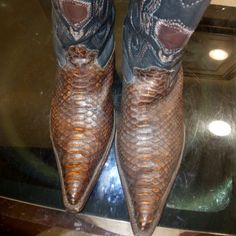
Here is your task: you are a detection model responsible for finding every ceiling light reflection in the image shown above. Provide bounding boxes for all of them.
[209,49,229,61]
[208,120,231,137]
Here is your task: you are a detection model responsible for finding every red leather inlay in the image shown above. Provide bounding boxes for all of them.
[158,24,189,50]
[62,1,88,24]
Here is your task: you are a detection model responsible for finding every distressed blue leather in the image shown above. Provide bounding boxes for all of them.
[51,0,209,81]
[51,0,115,68]
[123,0,210,81]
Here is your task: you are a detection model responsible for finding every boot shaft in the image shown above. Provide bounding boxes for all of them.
[123,0,210,82]
[51,0,115,68]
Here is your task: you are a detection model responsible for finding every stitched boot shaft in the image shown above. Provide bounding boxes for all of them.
[123,0,210,81]
[52,0,114,67]
[117,1,210,235]
[50,0,115,212]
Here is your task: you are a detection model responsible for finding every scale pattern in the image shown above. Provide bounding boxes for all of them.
[117,67,184,235]
[50,45,114,211]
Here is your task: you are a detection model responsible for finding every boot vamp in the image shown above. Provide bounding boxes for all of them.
[118,69,184,231]
[51,46,114,207]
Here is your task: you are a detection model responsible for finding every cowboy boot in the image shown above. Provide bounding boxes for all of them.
[50,0,115,212]
[116,0,210,235]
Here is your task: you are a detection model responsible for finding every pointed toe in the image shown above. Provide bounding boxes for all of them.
[132,214,156,236]
[116,69,185,236]
[138,214,152,232]
[66,183,81,206]
[67,193,79,206]
[50,45,115,212]
[68,198,76,206]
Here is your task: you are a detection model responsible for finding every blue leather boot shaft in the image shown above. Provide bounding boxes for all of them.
[51,0,115,68]
[123,0,210,82]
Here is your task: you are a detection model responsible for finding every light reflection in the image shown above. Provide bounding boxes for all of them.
[208,120,231,137]
[209,49,229,61]
[95,146,124,205]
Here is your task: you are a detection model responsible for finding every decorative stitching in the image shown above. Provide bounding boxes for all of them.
[154,18,192,53]
[59,0,92,28]
[179,0,204,8]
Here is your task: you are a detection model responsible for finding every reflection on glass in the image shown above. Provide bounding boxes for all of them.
[208,120,231,137]
[209,49,229,61]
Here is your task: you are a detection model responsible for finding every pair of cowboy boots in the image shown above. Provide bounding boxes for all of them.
[50,0,209,235]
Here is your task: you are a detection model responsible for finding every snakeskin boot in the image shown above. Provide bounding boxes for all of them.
[116,1,210,235]
[50,0,115,212]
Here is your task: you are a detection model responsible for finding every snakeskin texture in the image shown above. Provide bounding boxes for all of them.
[50,45,114,211]
[116,68,184,236]
[118,1,210,235]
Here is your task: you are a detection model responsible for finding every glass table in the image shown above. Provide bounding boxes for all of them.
[0,0,235,235]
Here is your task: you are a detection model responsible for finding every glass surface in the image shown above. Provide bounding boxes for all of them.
[0,0,235,234]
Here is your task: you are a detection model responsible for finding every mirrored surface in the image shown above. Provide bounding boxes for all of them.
[0,0,235,234]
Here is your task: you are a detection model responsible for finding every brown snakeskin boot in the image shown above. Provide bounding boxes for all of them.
[116,68,185,235]
[116,0,210,235]
[50,0,115,211]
